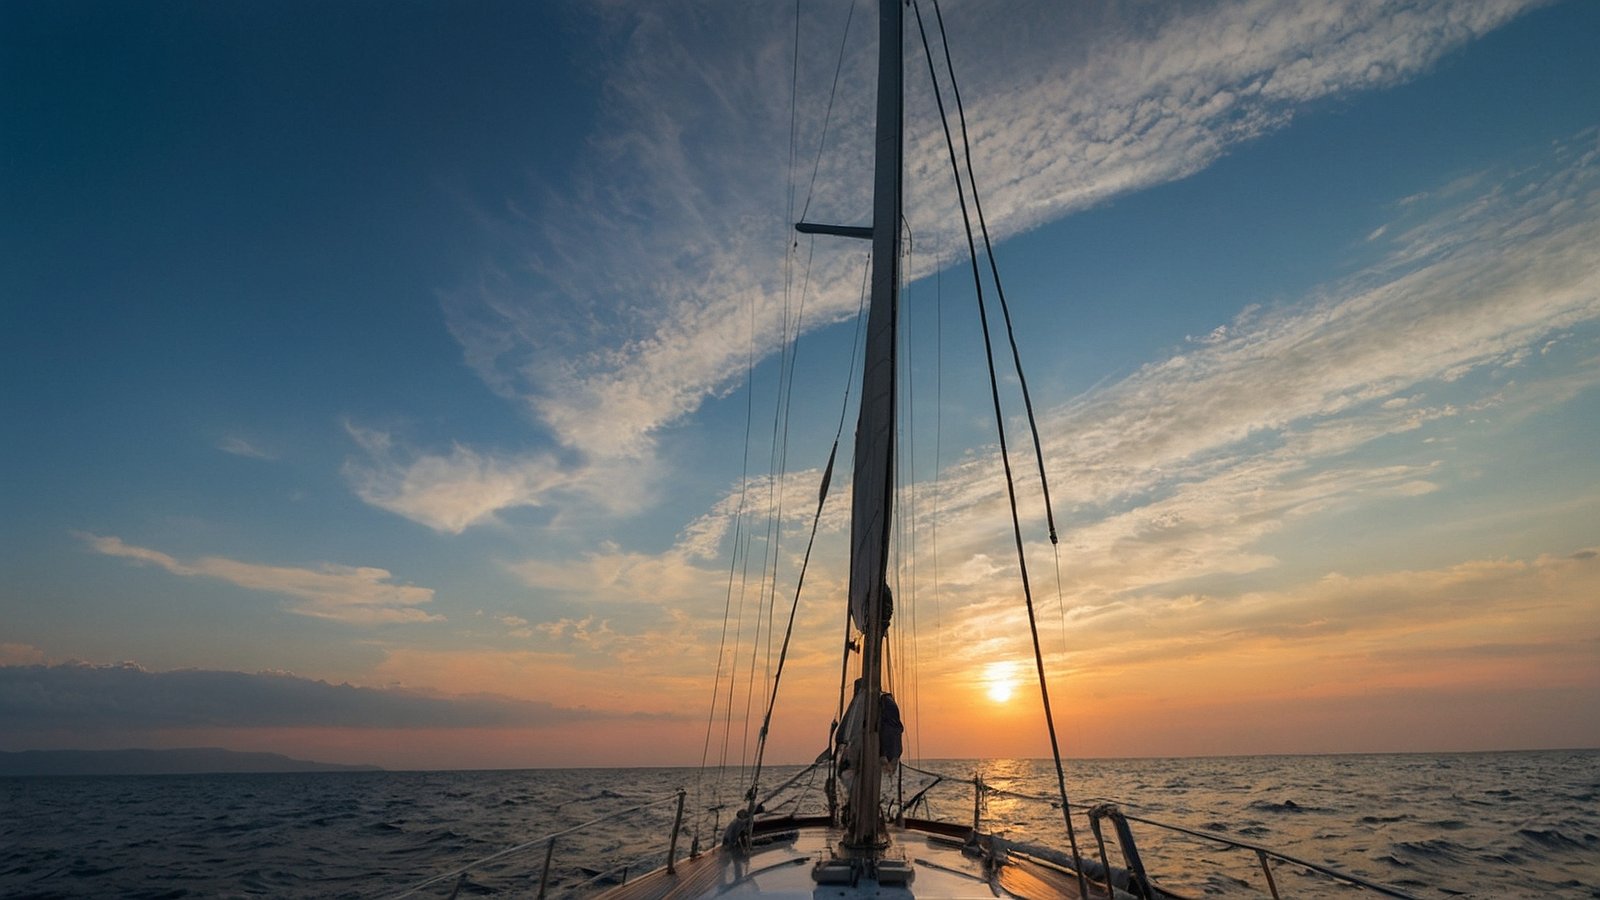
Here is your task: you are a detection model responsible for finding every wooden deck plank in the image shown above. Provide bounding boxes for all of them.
[597,848,729,900]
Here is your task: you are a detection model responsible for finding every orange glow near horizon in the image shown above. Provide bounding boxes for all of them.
[23,550,1589,771]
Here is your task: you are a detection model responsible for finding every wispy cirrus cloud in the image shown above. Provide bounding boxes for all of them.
[345,1,1551,537]
[441,0,1547,485]
[78,533,440,625]
[216,434,275,460]
[514,129,1600,631]
[920,0,1546,236]
[913,142,1599,625]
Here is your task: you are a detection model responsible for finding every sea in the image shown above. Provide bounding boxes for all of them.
[2,750,1595,899]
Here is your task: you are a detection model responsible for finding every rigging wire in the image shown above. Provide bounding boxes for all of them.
[743,393,842,817]
[694,201,768,836]
[746,237,804,775]
[899,220,922,764]
[745,0,857,784]
[921,0,1076,658]
[745,237,820,788]
[797,0,860,226]
[749,252,871,816]
[694,513,744,842]
[921,236,943,766]
[730,527,758,772]
[761,144,828,726]
[927,0,1059,547]
[912,2,1088,895]
[738,0,845,789]
[704,0,816,833]
[786,0,802,232]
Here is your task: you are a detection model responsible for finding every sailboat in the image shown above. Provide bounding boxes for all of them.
[390,2,1425,897]
[574,2,1419,899]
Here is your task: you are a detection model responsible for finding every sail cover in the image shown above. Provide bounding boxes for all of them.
[848,195,900,636]
[848,351,892,638]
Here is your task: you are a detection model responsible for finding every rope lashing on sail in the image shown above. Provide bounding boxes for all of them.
[911,3,1089,897]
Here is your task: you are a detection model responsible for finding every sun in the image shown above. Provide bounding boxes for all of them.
[984,662,1018,704]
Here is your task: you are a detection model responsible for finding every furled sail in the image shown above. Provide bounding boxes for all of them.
[847,0,903,642]
[847,298,895,638]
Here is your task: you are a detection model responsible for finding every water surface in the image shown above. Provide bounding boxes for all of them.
[3,749,1595,898]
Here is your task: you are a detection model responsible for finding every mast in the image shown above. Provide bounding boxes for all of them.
[793,0,901,851]
[844,0,902,849]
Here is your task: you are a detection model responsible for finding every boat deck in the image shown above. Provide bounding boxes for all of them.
[599,818,1123,900]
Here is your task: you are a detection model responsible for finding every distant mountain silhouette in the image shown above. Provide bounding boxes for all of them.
[0,748,382,776]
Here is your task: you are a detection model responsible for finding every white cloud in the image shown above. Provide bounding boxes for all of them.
[78,533,440,625]
[901,0,1539,240]
[216,435,275,460]
[341,421,665,533]
[399,0,1590,591]
[341,422,565,534]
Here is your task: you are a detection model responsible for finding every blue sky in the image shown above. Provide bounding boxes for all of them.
[3,0,1597,768]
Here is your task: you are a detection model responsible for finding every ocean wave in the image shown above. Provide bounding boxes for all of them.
[1517,827,1595,850]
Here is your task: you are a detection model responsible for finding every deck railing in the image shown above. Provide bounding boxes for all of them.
[903,765,1420,900]
[1087,802,1420,900]
[382,789,686,900]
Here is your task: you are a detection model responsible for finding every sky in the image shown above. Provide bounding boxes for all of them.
[2,0,1597,771]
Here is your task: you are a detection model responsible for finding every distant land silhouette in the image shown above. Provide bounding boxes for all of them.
[0,748,382,776]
